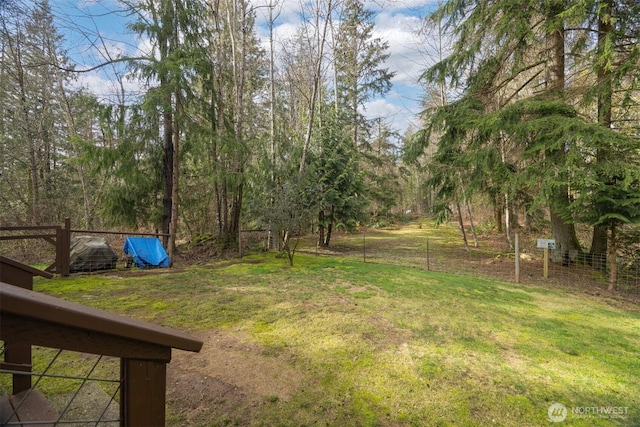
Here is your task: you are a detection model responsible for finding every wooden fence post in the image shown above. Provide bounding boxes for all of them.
[61,218,71,277]
[53,219,71,277]
[55,226,63,276]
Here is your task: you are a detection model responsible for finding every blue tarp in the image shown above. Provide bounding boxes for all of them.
[123,237,170,269]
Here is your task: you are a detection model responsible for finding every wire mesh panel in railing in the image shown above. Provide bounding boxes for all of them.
[0,344,121,426]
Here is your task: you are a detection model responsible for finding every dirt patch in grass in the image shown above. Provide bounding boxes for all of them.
[167,329,308,425]
[29,232,640,426]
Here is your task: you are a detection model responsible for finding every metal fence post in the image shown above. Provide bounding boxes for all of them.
[515,233,520,283]
[363,232,366,263]
[426,237,430,271]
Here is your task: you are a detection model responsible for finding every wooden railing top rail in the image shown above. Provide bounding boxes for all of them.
[0,256,54,281]
[0,225,61,231]
[0,282,203,359]
[70,229,169,237]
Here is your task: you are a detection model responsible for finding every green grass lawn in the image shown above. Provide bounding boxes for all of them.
[29,248,640,426]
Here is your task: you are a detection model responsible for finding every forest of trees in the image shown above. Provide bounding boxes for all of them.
[405,0,640,288]
[1,0,639,285]
[0,0,406,260]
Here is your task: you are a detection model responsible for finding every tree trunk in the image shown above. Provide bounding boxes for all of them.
[546,0,581,262]
[550,208,581,263]
[590,1,613,268]
[318,210,326,247]
[458,173,477,247]
[504,193,512,248]
[324,222,333,247]
[267,1,277,250]
[465,200,478,248]
[161,87,173,249]
[299,0,333,173]
[230,181,243,244]
[16,49,39,224]
[53,55,92,228]
[493,195,503,233]
[455,199,468,250]
[589,225,608,270]
[168,92,180,267]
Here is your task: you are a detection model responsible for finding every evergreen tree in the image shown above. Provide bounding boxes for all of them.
[0,0,74,224]
[366,120,403,220]
[313,107,367,247]
[564,127,640,290]
[91,102,165,229]
[333,0,394,152]
[128,0,199,255]
[567,0,640,261]
[416,0,640,263]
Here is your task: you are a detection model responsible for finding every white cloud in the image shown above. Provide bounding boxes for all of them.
[259,1,436,134]
[363,98,405,133]
[69,68,146,104]
[93,39,127,62]
[76,0,120,9]
[272,22,300,44]
[374,12,426,87]
[135,36,155,58]
[363,92,423,136]
[63,0,438,133]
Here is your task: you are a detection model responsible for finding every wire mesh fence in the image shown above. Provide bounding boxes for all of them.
[1,221,638,297]
[298,227,640,298]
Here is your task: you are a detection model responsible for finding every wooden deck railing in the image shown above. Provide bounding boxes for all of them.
[0,220,71,276]
[0,219,170,277]
[0,255,54,398]
[0,282,203,426]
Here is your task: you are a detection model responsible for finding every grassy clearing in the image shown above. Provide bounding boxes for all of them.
[27,247,640,426]
[301,220,514,278]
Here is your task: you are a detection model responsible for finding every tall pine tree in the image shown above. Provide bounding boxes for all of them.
[415,0,640,265]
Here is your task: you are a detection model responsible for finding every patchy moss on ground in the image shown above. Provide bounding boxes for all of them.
[19,222,640,426]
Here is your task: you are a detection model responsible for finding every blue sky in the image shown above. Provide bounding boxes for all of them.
[51,0,439,136]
